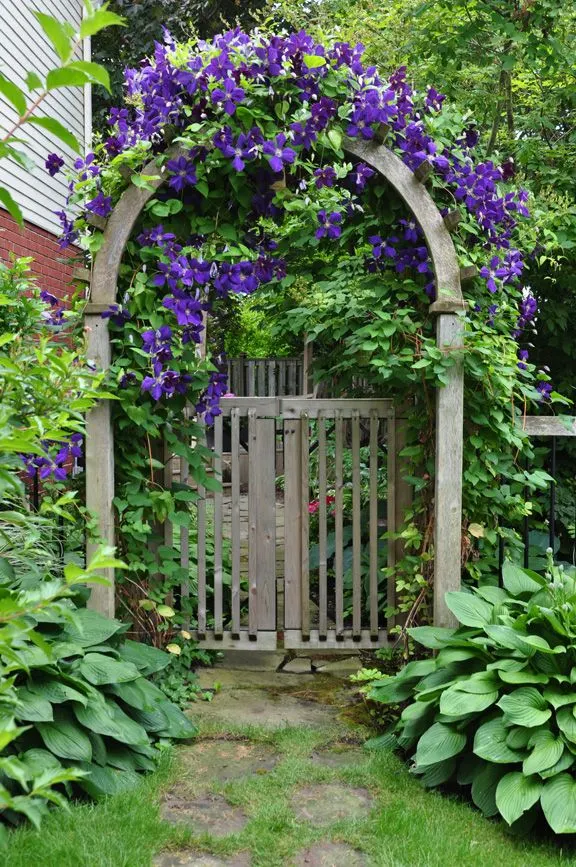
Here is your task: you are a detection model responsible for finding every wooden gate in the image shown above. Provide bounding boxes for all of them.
[189,397,395,650]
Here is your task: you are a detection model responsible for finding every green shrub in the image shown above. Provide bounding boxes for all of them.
[0,551,197,837]
[369,555,576,834]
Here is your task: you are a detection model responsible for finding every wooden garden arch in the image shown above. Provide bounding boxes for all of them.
[84,137,466,629]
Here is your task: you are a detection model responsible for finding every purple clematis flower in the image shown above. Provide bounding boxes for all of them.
[314,166,336,189]
[480,256,508,293]
[86,191,112,219]
[166,155,197,191]
[263,134,296,173]
[211,77,245,115]
[45,153,64,176]
[316,210,342,240]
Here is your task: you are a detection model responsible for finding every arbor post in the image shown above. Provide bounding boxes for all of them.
[432,311,464,627]
[85,309,116,618]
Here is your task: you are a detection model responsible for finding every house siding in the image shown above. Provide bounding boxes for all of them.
[0,0,89,236]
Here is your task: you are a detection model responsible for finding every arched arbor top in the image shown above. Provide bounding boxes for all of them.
[87,140,465,317]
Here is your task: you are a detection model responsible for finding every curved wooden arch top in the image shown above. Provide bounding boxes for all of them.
[89,141,463,313]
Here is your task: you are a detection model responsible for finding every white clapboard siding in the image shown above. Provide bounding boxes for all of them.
[0,0,89,235]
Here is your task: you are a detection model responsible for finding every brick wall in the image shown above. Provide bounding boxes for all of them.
[0,209,82,304]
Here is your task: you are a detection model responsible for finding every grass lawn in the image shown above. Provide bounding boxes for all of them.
[4,718,576,867]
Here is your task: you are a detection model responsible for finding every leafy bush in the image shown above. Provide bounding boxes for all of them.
[369,556,576,834]
[0,551,197,837]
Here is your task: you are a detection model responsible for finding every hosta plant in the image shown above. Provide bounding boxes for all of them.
[0,550,197,836]
[369,554,576,835]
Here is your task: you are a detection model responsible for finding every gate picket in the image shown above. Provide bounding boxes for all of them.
[317,413,328,639]
[230,407,241,637]
[351,410,362,638]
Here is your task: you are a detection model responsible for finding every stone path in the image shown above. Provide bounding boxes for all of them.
[154,651,375,867]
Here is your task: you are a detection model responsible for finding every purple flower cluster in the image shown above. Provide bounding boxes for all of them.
[21,434,83,482]
[60,28,543,421]
[195,363,228,425]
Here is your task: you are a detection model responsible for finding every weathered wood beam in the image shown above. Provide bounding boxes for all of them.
[413,160,433,183]
[433,313,465,629]
[519,416,576,437]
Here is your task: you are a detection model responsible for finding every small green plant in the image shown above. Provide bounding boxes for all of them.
[369,553,576,834]
[152,632,216,708]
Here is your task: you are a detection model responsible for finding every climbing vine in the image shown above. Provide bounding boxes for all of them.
[53,28,563,638]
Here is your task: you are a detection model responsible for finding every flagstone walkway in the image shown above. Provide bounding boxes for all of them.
[153,651,375,867]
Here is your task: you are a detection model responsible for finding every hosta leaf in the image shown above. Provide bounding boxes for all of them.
[543,687,576,709]
[440,687,498,717]
[435,647,481,665]
[117,640,170,675]
[474,717,525,763]
[106,746,156,773]
[129,706,169,733]
[497,688,552,727]
[485,626,557,655]
[414,757,456,788]
[407,626,456,649]
[28,678,88,706]
[496,772,542,825]
[502,561,543,596]
[369,676,416,703]
[556,707,576,743]
[75,762,140,798]
[87,731,107,766]
[541,774,576,833]
[414,723,467,768]
[444,591,493,627]
[63,609,124,647]
[506,727,532,750]
[156,702,198,740]
[37,719,92,761]
[73,699,125,740]
[108,701,150,746]
[471,762,507,817]
[79,653,140,685]
[523,730,564,775]
[106,677,167,711]
[540,749,574,779]
[19,749,62,777]
[456,753,484,785]
[15,689,53,722]
[399,659,437,679]
[476,586,510,605]
[499,669,549,685]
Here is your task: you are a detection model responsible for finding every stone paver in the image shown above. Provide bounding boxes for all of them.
[161,791,248,837]
[188,686,340,728]
[178,738,278,782]
[310,743,366,769]
[154,854,251,867]
[289,842,369,866]
[291,784,374,826]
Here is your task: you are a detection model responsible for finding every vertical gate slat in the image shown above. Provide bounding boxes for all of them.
[231,408,241,637]
[256,416,276,629]
[284,417,302,629]
[197,419,207,637]
[268,359,276,397]
[257,361,266,396]
[247,360,256,396]
[247,408,258,637]
[179,417,190,624]
[300,411,310,639]
[213,414,223,636]
[318,413,328,638]
[334,412,344,637]
[352,410,362,637]
[387,417,397,632]
[369,409,379,638]
[288,361,296,396]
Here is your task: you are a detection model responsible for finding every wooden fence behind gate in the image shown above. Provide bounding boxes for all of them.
[184,396,402,650]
